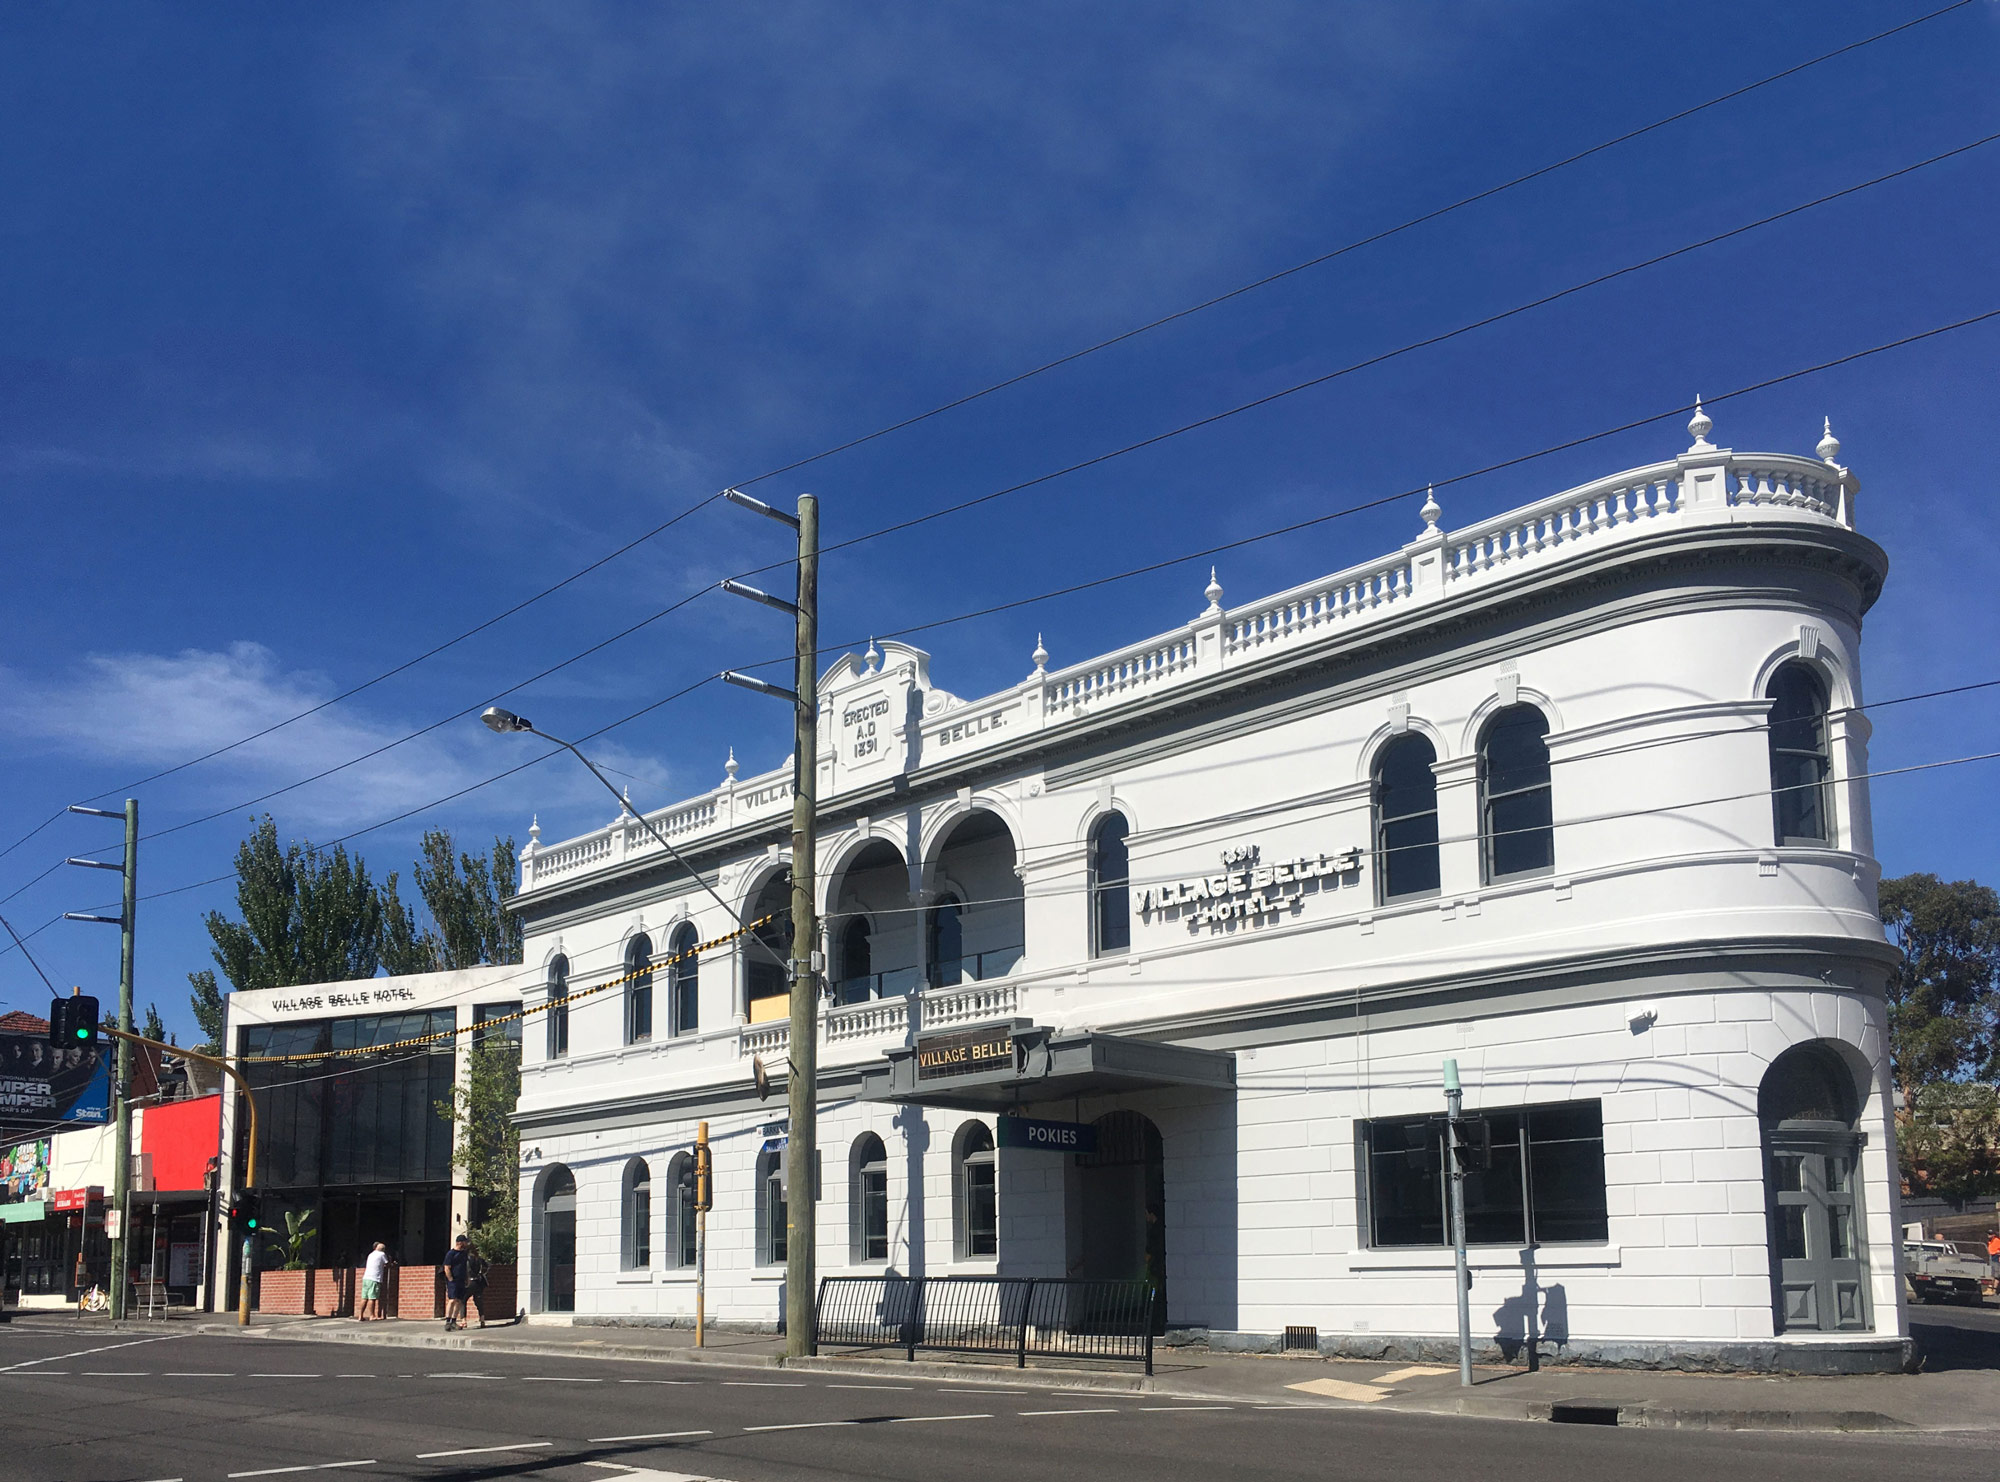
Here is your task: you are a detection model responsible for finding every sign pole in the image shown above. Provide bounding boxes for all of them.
[695,1120,709,1348]
[1444,1057,1472,1388]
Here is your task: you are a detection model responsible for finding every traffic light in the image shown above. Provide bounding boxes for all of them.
[228,1194,263,1234]
[694,1142,713,1213]
[48,994,99,1047]
[1452,1116,1492,1172]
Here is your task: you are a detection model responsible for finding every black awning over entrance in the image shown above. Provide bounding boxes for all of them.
[856,1022,1234,1112]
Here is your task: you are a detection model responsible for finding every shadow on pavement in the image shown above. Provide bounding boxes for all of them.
[1911,1309,2000,1372]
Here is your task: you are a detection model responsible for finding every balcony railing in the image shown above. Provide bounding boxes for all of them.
[929,944,1024,990]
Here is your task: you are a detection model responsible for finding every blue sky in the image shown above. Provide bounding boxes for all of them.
[3,3,1998,1044]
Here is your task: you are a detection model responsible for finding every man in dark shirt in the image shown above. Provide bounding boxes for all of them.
[440,1235,471,1332]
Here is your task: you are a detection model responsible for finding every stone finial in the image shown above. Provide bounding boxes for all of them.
[1817,417,1841,464]
[528,815,541,846]
[864,638,881,673]
[1203,566,1224,615]
[1688,395,1715,452]
[724,747,739,783]
[616,785,635,821]
[1419,484,1442,534]
[1031,633,1048,674]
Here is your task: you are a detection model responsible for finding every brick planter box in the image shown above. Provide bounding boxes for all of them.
[257,1269,313,1315]
[311,1268,352,1317]
[477,1264,517,1322]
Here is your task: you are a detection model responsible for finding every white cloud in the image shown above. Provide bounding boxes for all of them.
[0,642,675,839]
[4,435,326,482]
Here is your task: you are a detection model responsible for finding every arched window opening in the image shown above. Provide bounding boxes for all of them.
[755,1148,787,1266]
[625,934,654,1044]
[954,1121,997,1260]
[622,1158,651,1269]
[1480,706,1553,882]
[669,923,700,1037]
[746,870,792,1024]
[666,1152,697,1269]
[546,955,570,1060]
[850,1133,889,1264]
[837,918,874,1005]
[1090,813,1131,955]
[928,895,964,988]
[540,1166,576,1314]
[1374,734,1440,901]
[1768,664,1833,845]
[1760,1042,1869,1334]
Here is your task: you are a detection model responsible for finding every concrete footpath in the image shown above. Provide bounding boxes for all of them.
[94,1308,1995,1435]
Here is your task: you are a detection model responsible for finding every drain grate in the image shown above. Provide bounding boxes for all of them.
[1548,1399,1622,1426]
[1282,1326,1319,1352]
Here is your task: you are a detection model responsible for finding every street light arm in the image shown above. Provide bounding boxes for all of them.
[527,726,793,974]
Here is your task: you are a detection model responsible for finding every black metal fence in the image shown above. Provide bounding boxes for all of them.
[816,1275,1158,1373]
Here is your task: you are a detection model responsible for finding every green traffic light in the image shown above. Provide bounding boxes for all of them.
[74,1027,88,1040]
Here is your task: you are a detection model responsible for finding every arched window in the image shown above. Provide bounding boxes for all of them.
[746,870,792,1023]
[954,1120,997,1260]
[546,955,570,1060]
[622,1158,651,1269]
[665,1151,697,1269]
[755,1148,787,1266]
[838,918,873,1004]
[1768,664,1832,845]
[928,894,963,988]
[669,923,699,1037]
[540,1166,576,1313]
[850,1133,888,1264]
[1373,734,1440,901]
[1090,813,1131,955]
[625,933,654,1044]
[1480,706,1553,882]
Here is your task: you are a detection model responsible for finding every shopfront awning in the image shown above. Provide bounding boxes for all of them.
[857,1020,1234,1111]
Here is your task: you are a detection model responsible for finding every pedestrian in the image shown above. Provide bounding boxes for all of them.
[359,1242,389,1322]
[465,1243,490,1329]
[440,1234,471,1332]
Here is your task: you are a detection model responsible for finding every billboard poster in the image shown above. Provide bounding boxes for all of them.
[0,1137,51,1202]
[0,1031,112,1136]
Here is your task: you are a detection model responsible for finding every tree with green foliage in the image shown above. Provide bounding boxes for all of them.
[188,819,522,1050]
[141,1003,169,1044]
[439,1034,521,1262]
[1879,872,2000,1200]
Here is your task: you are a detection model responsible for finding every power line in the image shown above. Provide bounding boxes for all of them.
[43,133,2000,883]
[0,6,1961,869]
[16,300,2000,919]
[721,0,1975,493]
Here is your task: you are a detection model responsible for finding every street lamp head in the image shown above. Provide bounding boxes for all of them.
[481,706,534,735]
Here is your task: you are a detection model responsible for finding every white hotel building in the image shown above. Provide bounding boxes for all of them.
[509,408,1907,1372]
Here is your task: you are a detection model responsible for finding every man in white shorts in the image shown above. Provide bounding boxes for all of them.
[360,1242,389,1321]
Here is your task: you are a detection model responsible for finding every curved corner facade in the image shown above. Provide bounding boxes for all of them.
[508,423,1908,1372]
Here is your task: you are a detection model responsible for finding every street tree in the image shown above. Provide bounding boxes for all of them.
[439,1031,521,1262]
[1879,872,2000,1096]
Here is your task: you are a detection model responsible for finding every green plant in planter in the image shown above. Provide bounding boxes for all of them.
[280,1209,317,1272]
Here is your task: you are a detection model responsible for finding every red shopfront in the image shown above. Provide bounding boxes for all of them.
[136,1096,221,1309]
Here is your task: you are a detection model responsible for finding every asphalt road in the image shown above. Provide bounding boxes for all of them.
[2,1326,1995,1482]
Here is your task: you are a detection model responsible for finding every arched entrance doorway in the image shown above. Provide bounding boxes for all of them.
[1077,1110,1166,1328]
[1761,1042,1870,1333]
[541,1166,577,1314]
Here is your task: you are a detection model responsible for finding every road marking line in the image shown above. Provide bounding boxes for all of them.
[1140,1405,1233,1411]
[521,1375,600,1381]
[416,1443,552,1458]
[742,1421,856,1431]
[166,1372,235,1377]
[826,1384,914,1390]
[887,1413,992,1423]
[724,1381,806,1387]
[83,1370,147,1375]
[0,1334,178,1373]
[1017,1408,1120,1416]
[958,1388,1026,1394]
[227,1464,376,1478]
[618,1378,698,1385]
[427,1373,501,1380]
[249,1373,323,1378]
[587,1430,714,1443]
